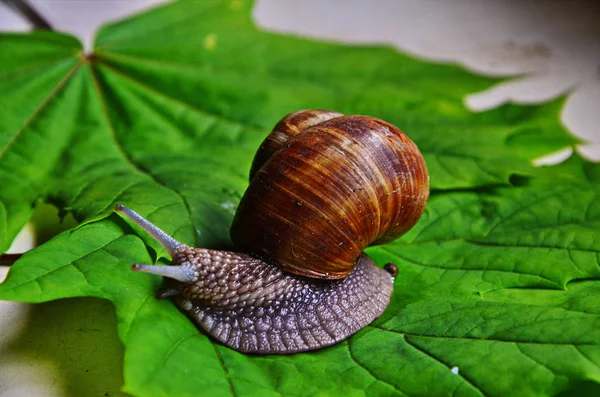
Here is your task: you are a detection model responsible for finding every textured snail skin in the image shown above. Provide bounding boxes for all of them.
[171,247,394,354]
[232,114,429,280]
[116,204,395,354]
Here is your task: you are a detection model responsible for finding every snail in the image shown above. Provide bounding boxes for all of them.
[116,110,429,354]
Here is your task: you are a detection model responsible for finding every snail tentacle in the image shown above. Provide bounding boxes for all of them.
[115,204,182,256]
[132,263,197,283]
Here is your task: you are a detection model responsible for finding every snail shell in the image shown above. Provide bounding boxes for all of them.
[232,111,429,279]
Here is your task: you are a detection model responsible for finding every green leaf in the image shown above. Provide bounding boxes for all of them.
[92,1,577,192]
[531,153,600,185]
[0,1,595,396]
[368,181,600,294]
[0,0,577,250]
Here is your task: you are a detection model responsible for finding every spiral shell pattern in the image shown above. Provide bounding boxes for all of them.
[231,111,429,279]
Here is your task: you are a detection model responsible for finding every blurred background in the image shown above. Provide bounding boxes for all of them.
[0,0,599,396]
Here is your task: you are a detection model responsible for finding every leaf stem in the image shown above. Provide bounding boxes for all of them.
[1,0,53,30]
[0,253,22,266]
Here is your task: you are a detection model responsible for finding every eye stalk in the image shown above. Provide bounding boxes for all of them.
[115,205,195,283]
[115,204,182,257]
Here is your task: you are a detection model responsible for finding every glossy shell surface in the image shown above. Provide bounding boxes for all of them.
[231,112,429,279]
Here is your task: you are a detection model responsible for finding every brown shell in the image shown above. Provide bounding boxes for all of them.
[249,110,343,179]
[230,111,429,280]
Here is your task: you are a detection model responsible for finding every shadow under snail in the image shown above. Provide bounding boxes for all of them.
[116,110,429,354]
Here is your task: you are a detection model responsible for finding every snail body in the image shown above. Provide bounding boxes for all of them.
[116,110,429,354]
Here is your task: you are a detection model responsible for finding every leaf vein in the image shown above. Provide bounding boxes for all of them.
[0,59,82,161]
[574,346,600,377]
[402,334,486,397]
[0,235,122,293]
[0,55,75,82]
[87,63,199,243]
[379,247,559,286]
[144,332,200,386]
[372,325,599,346]
[345,340,407,396]
[94,56,265,133]
[211,343,237,397]
[514,343,557,378]
[485,187,573,236]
